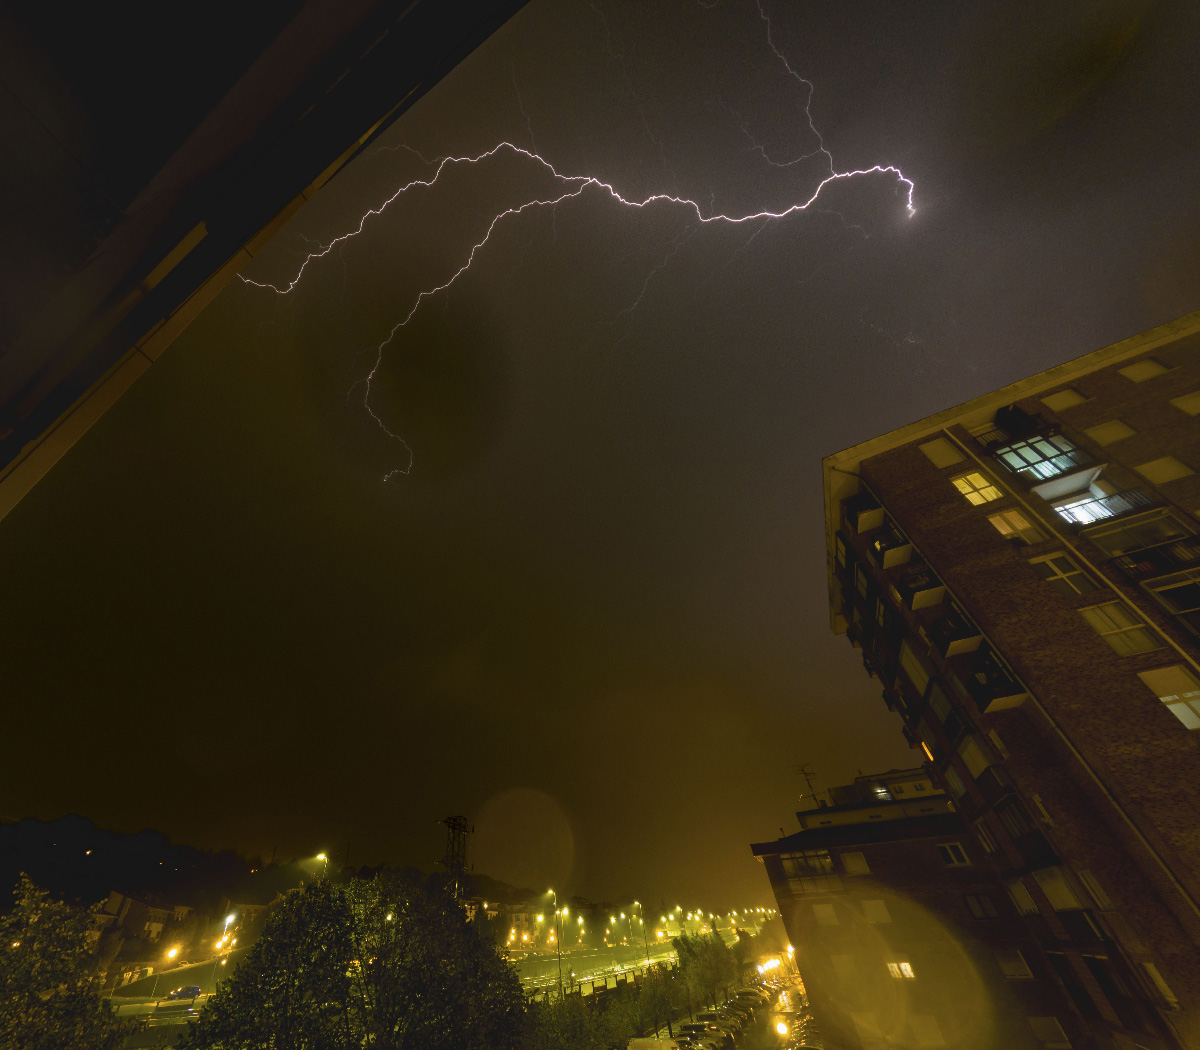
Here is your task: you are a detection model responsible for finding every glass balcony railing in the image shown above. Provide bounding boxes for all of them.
[1053,488,1154,526]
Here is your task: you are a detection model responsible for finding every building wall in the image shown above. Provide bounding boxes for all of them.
[825,324,1200,1048]
[757,813,1077,1049]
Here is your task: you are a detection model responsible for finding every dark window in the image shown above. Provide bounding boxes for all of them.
[996,800,1033,838]
[937,843,970,866]
[964,894,1000,919]
[1030,553,1100,597]
[1084,509,1194,557]
[1146,571,1200,638]
[782,851,833,876]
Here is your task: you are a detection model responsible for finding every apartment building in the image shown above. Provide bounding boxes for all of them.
[753,768,1083,1049]
[822,311,1200,1049]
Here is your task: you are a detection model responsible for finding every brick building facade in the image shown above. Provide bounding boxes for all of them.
[822,311,1200,1049]
[753,768,1083,1049]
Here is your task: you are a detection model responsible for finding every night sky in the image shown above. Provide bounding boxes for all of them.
[3,0,1200,909]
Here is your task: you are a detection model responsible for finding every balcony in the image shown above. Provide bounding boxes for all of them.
[843,492,884,534]
[974,764,1013,806]
[893,563,945,610]
[993,433,1093,484]
[869,525,913,569]
[1111,536,1200,581]
[930,606,983,658]
[1011,829,1059,872]
[963,655,1028,713]
[1052,488,1154,526]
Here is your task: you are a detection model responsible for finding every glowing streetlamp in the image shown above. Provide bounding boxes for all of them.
[548,889,564,1000]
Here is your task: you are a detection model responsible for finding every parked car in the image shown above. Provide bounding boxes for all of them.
[677,1023,732,1049]
[165,984,201,1000]
[697,1010,741,1035]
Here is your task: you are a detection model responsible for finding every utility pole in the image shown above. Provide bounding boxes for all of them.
[438,816,472,902]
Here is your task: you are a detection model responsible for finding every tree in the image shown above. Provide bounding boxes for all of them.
[343,871,526,1050]
[182,878,356,1049]
[672,932,735,1011]
[183,873,526,1050]
[0,874,129,1050]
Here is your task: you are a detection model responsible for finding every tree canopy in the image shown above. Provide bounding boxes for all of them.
[183,873,526,1050]
[0,875,128,1050]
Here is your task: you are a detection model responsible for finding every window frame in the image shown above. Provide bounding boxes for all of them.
[988,508,1047,546]
[936,842,970,866]
[1029,552,1100,597]
[1079,600,1165,656]
[993,434,1088,482]
[951,471,1004,506]
[964,893,1000,920]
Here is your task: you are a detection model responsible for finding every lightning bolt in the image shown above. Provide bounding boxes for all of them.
[241,2,916,479]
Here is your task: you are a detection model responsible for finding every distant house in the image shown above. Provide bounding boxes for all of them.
[100,891,179,942]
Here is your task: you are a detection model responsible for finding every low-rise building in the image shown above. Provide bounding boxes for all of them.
[753,769,1087,1049]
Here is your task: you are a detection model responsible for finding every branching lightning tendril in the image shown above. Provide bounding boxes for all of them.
[240,3,916,479]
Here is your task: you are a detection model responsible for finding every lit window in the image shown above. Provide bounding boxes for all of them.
[1083,508,1194,556]
[842,852,870,875]
[988,509,1046,546]
[937,842,970,866]
[1079,601,1164,655]
[1118,359,1169,382]
[1083,419,1136,445]
[1138,665,1200,730]
[995,950,1033,980]
[952,472,1003,505]
[993,434,1088,481]
[1136,456,1195,485]
[1041,389,1086,411]
[862,900,891,924]
[1029,553,1100,597]
[1052,493,1123,525]
[964,894,999,919]
[1169,391,1200,416]
[886,961,916,979]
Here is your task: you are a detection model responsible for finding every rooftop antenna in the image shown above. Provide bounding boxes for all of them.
[794,762,817,802]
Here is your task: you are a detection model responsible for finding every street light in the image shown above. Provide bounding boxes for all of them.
[316,853,329,878]
[548,889,564,1001]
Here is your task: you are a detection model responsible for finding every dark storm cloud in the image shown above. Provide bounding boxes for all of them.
[3,0,1199,907]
